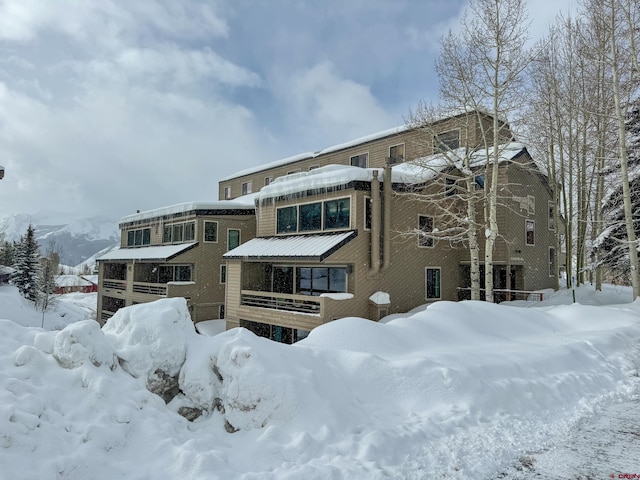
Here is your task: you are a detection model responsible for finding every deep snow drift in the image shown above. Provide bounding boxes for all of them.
[0,284,639,479]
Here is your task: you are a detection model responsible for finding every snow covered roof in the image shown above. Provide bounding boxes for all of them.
[220,125,409,182]
[223,231,356,261]
[55,275,95,288]
[256,165,381,202]
[96,242,197,262]
[254,143,528,201]
[120,197,256,225]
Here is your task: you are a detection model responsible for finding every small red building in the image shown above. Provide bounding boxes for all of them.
[54,275,98,294]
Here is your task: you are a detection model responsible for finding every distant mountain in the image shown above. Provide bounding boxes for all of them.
[0,214,120,267]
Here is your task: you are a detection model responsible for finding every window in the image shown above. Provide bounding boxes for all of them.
[163,221,195,243]
[475,175,485,190]
[204,221,218,242]
[173,224,184,243]
[426,268,441,300]
[184,222,195,241]
[220,264,227,284]
[277,206,298,233]
[241,181,252,195]
[445,178,458,197]
[526,220,535,246]
[158,265,192,283]
[434,130,460,152]
[350,153,368,168]
[277,197,351,233]
[324,198,350,229]
[224,186,231,199]
[419,215,434,247]
[299,202,322,231]
[296,267,347,296]
[548,201,555,230]
[126,228,151,246]
[309,165,320,171]
[228,229,240,250]
[549,247,556,276]
[219,304,225,319]
[389,144,404,164]
[365,197,372,230]
[287,169,301,175]
[273,266,294,294]
[264,177,273,186]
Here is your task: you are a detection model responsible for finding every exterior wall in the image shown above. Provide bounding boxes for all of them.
[97,212,255,325]
[218,112,513,201]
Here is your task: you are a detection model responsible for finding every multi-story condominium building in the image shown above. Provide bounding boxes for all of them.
[96,200,255,324]
[222,142,559,343]
[97,110,559,341]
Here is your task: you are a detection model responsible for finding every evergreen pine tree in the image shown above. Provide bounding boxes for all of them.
[0,240,15,267]
[11,224,41,301]
[594,97,640,281]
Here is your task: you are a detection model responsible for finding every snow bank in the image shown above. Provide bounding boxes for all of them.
[1,286,640,479]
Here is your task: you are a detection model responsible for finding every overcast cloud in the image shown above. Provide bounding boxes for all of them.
[0,0,576,222]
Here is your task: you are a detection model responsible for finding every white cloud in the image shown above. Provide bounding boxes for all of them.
[276,62,393,147]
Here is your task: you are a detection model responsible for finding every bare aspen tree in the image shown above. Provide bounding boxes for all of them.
[435,0,531,302]
[602,0,640,298]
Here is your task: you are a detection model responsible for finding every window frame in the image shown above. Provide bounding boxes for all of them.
[433,130,460,152]
[425,267,441,300]
[276,195,352,234]
[224,186,231,200]
[241,181,252,195]
[204,221,218,243]
[323,197,351,230]
[349,152,369,168]
[526,219,535,246]
[389,143,405,164]
[549,246,556,277]
[548,201,555,230]
[227,228,241,251]
[264,176,273,186]
[418,215,434,248]
[364,196,372,230]
[220,264,227,284]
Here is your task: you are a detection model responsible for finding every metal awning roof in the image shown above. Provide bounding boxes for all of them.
[97,242,197,262]
[223,231,356,261]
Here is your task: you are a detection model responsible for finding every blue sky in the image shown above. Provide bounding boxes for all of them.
[0,0,575,222]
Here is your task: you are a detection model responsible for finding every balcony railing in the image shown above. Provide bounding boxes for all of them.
[103,280,126,290]
[241,290,321,315]
[457,287,545,303]
[100,310,117,322]
[132,282,167,296]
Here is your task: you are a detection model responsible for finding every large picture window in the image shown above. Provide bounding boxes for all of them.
[158,265,192,283]
[163,221,195,244]
[426,267,441,300]
[127,228,151,246]
[324,198,350,230]
[299,202,322,231]
[296,267,347,296]
[276,197,351,234]
[277,206,298,233]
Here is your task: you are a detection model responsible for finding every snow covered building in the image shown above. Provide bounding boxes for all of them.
[220,113,559,343]
[96,200,255,324]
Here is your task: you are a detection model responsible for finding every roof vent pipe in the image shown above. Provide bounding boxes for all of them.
[370,170,381,274]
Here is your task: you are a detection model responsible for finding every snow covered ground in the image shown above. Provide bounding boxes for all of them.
[0,283,639,479]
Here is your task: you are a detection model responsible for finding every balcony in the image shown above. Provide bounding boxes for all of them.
[132,282,167,296]
[102,280,126,291]
[238,289,358,329]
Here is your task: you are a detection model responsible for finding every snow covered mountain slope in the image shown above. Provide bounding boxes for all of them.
[0,213,119,266]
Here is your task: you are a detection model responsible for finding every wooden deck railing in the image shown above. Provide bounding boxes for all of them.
[102,280,126,290]
[240,290,321,315]
[457,287,545,303]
